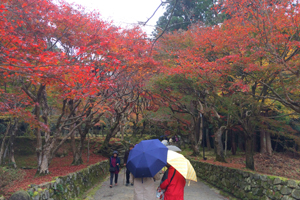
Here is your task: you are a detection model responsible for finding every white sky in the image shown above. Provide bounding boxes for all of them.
[65,0,166,37]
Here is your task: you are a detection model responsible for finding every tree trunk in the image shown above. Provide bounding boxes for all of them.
[0,122,11,165]
[35,110,43,168]
[190,117,201,156]
[266,132,273,155]
[214,126,226,162]
[231,131,237,155]
[238,134,244,151]
[37,148,51,175]
[140,120,146,137]
[245,135,255,170]
[71,129,84,165]
[190,140,200,156]
[9,119,18,168]
[253,132,258,152]
[260,130,267,154]
[206,128,211,150]
[274,134,280,152]
[198,116,203,150]
[87,132,90,163]
[190,130,200,156]
[100,116,121,157]
[224,130,228,156]
[120,122,124,141]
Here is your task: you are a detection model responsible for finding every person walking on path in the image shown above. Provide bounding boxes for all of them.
[160,164,186,200]
[124,144,134,186]
[109,151,120,188]
[134,173,161,200]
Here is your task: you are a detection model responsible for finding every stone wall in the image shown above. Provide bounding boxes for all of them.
[9,160,109,200]
[191,160,300,200]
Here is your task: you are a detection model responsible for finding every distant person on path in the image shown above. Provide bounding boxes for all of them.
[175,135,179,144]
[109,151,120,188]
[134,173,161,200]
[160,164,186,200]
[169,137,173,145]
[124,144,134,186]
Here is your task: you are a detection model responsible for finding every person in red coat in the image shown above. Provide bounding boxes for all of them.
[160,165,186,200]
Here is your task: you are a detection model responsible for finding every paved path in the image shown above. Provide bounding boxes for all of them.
[92,169,227,200]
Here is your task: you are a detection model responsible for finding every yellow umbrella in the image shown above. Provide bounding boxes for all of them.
[167,150,197,184]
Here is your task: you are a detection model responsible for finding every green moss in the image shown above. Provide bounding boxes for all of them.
[267,175,288,182]
[32,191,39,197]
[219,190,239,200]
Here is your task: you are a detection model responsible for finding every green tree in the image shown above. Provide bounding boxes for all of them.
[155,0,222,34]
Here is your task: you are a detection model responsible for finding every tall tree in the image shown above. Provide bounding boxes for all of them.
[155,0,222,34]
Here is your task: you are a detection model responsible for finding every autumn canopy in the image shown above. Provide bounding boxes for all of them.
[1,0,300,178]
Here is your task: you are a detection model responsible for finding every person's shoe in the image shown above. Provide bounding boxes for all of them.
[115,183,118,186]
[126,183,129,186]
[131,183,134,186]
[110,185,112,188]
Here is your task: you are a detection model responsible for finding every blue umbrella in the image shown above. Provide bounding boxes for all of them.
[127,139,168,178]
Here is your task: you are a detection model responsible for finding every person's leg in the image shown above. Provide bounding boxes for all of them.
[110,172,114,187]
[126,167,130,185]
[130,172,134,185]
[115,173,118,185]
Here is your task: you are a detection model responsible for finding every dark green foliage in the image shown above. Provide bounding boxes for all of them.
[155,0,225,35]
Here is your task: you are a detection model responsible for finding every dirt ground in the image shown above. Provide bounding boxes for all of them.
[192,151,300,180]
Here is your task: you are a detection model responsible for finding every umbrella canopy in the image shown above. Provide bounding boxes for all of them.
[127,139,168,178]
[167,150,197,182]
[166,145,181,152]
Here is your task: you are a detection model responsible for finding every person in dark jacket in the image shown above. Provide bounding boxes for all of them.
[109,150,120,188]
[160,165,186,200]
[123,144,134,186]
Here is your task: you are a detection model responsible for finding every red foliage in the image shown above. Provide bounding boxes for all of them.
[2,153,107,198]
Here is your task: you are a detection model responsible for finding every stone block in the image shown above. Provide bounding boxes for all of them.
[261,181,269,189]
[244,185,251,192]
[263,189,267,195]
[261,195,270,200]
[245,177,251,183]
[273,178,282,185]
[292,189,300,199]
[267,178,273,185]
[287,180,297,189]
[273,191,281,200]
[266,189,274,199]
[260,175,268,181]
[253,174,260,180]
[251,181,259,188]
[281,195,294,200]
[243,172,250,178]
[280,186,292,195]
[55,178,61,184]
[42,190,49,199]
[9,191,30,200]
[273,185,282,191]
[32,194,39,200]
[252,188,261,196]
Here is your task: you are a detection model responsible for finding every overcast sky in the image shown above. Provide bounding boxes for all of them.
[65,0,166,36]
